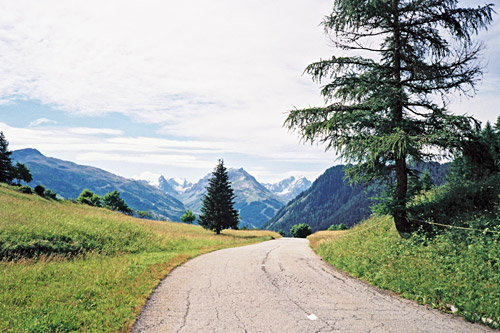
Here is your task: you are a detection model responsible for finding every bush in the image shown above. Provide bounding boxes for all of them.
[44,189,57,200]
[407,173,500,233]
[34,185,45,197]
[290,223,312,238]
[77,189,102,207]
[328,223,348,231]
[17,185,33,194]
[135,210,153,219]
[180,209,196,224]
[278,229,286,237]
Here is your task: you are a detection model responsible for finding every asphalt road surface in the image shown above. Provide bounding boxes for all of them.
[133,238,493,332]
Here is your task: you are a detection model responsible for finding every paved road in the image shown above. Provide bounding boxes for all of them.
[133,238,492,332]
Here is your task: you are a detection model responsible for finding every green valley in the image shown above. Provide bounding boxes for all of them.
[0,184,279,332]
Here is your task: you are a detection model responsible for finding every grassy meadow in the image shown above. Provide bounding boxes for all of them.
[309,215,500,329]
[0,184,279,332]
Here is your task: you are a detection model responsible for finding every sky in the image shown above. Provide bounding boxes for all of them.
[0,1,499,185]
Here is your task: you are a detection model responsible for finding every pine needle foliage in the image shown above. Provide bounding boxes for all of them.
[0,131,14,183]
[285,0,494,236]
[199,160,239,234]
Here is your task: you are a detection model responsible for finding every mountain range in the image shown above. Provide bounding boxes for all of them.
[154,169,312,228]
[263,176,312,202]
[11,148,186,221]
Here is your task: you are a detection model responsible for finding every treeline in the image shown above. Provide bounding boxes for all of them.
[402,119,500,235]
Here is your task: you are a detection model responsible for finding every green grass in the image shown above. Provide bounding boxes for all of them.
[309,215,500,329]
[0,184,280,332]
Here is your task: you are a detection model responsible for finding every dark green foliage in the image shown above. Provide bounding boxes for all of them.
[290,223,312,238]
[34,185,45,196]
[103,190,133,215]
[77,189,102,207]
[277,229,285,237]
[44,189,58,200]
[135,210,153,219]
[199,160,239,234]
[0,131,14,183]
[13,162,32,185]
[409,123,500,235]
[180,209,196,224]
[328,223,348,231]
[284,0,494,236]
[447,121,500,183]
[409,173,500,233]
[17,185,33,194]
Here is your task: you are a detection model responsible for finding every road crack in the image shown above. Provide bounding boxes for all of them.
[176,288,193,333]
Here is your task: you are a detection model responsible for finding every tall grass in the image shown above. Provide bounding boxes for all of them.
[309,215,500,329]
[0,184,279,331]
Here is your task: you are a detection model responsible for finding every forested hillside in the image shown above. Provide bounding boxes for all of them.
[263,162,449,233]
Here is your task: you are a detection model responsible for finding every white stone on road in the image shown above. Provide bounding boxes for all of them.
[133,238,493,332]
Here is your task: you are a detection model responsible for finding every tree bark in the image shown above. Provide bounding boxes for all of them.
[394,158,413,236]
[392,0,412,237]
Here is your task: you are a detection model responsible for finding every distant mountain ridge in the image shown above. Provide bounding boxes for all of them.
[12,148,314,227]
[156,168,288,229]
[263,176,312,202]
[11,149,186,220]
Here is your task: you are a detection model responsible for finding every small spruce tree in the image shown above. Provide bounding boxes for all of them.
[199,159,239,234]
[0,131,14,183]
[13,162,32,185]
[103,190,133,215]
[180,209,196,224]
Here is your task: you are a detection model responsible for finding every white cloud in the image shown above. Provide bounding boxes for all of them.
[28,118,57,127]
[1,1,498,183]
[68,128,124,135]
[0,0,332,153]
[131,171,162,187]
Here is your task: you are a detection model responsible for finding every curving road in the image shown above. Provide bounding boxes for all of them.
[133,238,492,332]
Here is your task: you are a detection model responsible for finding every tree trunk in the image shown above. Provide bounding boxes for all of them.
[391,0,412,237]
[394,157,412,236]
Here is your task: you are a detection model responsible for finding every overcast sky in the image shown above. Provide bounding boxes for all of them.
[0,0,498,184]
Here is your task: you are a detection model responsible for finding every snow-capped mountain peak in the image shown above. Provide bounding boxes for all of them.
[264,176,312,202]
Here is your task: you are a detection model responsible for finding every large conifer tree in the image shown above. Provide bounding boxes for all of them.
[199,159,239,234]
[0,131,14,183]
[285,0,494,236]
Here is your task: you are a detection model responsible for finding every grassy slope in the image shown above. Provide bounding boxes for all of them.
[309,215,500,329]
[0,184,279,332]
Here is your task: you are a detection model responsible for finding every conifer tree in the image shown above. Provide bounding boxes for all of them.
[199,159,239,234]
[0,131,14,183]
[13,162,32,185]
[285,0,494,236]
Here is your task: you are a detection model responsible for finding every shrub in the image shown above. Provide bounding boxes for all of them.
[135,210,153,219]
[278,229,286,237]
[34,185,45,197]
[328,223,348,231]
[17,185,33,194]
[44,189,57,200]
[180,209,196,224]
[77,189,102,207]
[407,173,500,233]
[290,223,312,238]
